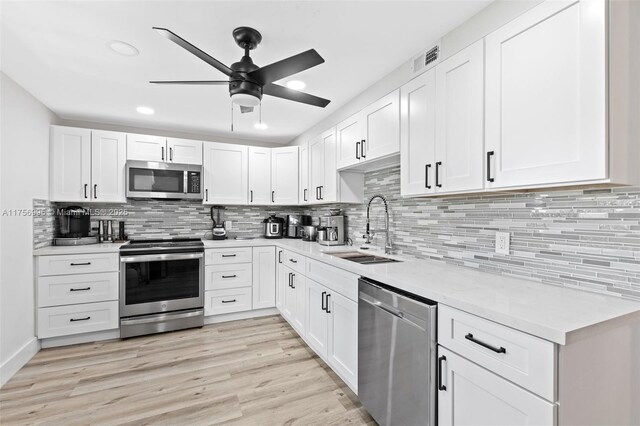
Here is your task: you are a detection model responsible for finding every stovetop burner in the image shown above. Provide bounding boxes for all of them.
[120,237,204,253]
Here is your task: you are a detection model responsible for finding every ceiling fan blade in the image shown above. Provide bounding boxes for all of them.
[153,27,233,77]
[150,80,229,85]
[239,106,254,114]
[247,49,324,86]
[263,83,330,108]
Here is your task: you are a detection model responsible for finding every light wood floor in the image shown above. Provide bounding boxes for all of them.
[0,315,374,425]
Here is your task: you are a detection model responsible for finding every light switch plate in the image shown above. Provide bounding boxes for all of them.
[224,220,232,230]
[495,231,510,255]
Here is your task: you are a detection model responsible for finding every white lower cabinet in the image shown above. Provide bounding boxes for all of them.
[326,289,358,391]
[438,347,556,426]
[252,247,276,309]
[37,301,119,339]
[204,287,252,316]
[275,248,285,311]
[305,278,329,357]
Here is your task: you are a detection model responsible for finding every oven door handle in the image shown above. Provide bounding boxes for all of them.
[120,309,204,325]
[120,252,204,263]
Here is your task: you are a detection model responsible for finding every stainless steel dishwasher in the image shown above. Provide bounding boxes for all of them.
[358,277,437,426]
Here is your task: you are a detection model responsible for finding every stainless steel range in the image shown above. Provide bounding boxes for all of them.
[119,238,204,338]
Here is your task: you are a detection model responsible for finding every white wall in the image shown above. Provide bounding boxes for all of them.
[287,0,542,147]
[0,72,57,386]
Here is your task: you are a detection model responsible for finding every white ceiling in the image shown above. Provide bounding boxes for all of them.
[1,1,491,144]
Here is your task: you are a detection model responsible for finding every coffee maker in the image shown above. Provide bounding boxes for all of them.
[55,206,97,246]
[285,214,312,238]
[317,215,345,246]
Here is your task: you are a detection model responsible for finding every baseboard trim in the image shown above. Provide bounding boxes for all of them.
[204,307,279,325]
[40,329,120,349]
[0,337,40,388]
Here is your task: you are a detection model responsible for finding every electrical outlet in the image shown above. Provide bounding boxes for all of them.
[224,220,232,230]
[495,231,510,255]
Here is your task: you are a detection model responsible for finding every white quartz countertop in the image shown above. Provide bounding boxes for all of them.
[35,237,640,344]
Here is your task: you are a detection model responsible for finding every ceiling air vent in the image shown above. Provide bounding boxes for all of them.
[411,43,440,77]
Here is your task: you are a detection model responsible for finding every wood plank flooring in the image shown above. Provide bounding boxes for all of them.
[0,315,374,425]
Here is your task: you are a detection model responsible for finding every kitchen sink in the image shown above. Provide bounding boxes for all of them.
[326,251,401,265]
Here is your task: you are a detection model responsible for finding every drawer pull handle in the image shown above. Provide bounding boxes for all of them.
[221,254,237,258]
[70,316,91,322]
[438,355,447,391]
[222,275,237,279]
[289,259,297,263]
[465,333,506,354]
[69,287,91,292]
[70,262,91,266]
[221,299,236,304]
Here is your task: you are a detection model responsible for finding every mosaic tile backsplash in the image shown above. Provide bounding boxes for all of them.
[35,165,640,300]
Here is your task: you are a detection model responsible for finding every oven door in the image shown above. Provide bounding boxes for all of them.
[126,160,202,199]
[120,252,204,317]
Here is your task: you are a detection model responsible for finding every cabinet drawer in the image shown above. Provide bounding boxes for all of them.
[438,305,556,400]
[204,288,252,316]
[283,250,306,274]
[306,258,358,302]
[205,248,252,265]
[38,272,119,308]
[37,301,119,339]
[38,253,119,276]
[205,263,252,290]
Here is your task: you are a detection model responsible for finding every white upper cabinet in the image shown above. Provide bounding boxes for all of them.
[400,67,437,196]
[90,130,126,203]
[126,134,166,162]
[203,142,248,205]
[50,126,92,202]
[485,0,606,189]
[434,39,485,193]
[309,127,338,203]
[166,138,202,165]
[271,146,299,205]
[336,113,362,170]
[248,147,272,204]
[299,142,310,204]
[361,89,401,163]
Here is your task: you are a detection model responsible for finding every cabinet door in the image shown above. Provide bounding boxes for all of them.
[435,40,484,193]
[271,146,299,205]
[275,249,285,311]
[336,113,362,169]
[203,142,248,205]
[400,68,437,196]
[282,267,296,322]
[126,133,166,162]
[327,290,358,391]
[166,138,203,165]
[308,134,324,204]
[485,0,606,188]
[361,89,400,162]
[299,142,310,204]
[305,279,329,358]
[252,246,275,309]
[438,347,556,426]
[292,272,306,334]
[91,130,126,203]
[321,127,338,202]
[50,126,91,202]
[248,147,271,204]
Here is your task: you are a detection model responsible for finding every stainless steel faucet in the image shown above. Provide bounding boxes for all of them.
[365,194,393,254]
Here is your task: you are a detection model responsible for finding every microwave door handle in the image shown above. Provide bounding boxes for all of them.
[184,172,188,194]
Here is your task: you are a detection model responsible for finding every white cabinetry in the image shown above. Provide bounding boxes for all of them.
[252,246,276,309]
[326,289,358,391]
[166,138,203,165]
[275,248,285,311]
[50,126,126,202]
[305,278,329,357]
[309,127,337,203]
[283,265,306,334]
[203,142,248,205]
[360,89,400,164]
[271,147,299,205]
[299,142,310,204]
[127,134,202,165]
[248,147,271,204]
[485,0,606,189]
[336,113,362,170]
[204,247,254,316]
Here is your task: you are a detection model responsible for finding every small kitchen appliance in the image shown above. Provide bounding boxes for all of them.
[263,214,285,239]
[126,160,202,200]
[54,206,97,246]
[302,225,317,242]
[317,215,345,246]
[210,206,227,240]
[285,214,312,238]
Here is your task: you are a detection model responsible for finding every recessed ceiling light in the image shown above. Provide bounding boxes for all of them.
[136,106,154,115]
[107,40,139,56]
[286,80,306,90]
[254,122,268,130]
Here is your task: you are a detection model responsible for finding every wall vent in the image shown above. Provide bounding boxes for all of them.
[411,43,441,76]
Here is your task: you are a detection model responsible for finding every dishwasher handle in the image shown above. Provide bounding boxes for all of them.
[359,293,404,319]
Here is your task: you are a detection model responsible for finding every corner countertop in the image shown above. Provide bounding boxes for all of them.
[34,236,640,345]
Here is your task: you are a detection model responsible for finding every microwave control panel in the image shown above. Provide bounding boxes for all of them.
[187,171,201,194]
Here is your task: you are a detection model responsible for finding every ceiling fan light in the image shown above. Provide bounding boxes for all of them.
[286,80,306,90]
[231,93,260,107]
[254,122,268,130]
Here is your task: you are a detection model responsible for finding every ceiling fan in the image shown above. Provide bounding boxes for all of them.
[150,26,331,114]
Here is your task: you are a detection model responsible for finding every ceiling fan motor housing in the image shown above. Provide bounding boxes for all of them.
[230,55,262,101]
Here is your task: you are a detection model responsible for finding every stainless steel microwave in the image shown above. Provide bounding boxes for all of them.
[126,160,203,199]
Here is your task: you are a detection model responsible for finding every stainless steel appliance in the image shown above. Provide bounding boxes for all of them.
[126,160,202,199]
[263,214,284,239]
[358,277,437,426]
[317,215,345,246]
[55,206,97,246]
[210,206,227,240]
[285,214,312,238]
[119,238,204,338]
[302,225,317,242]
